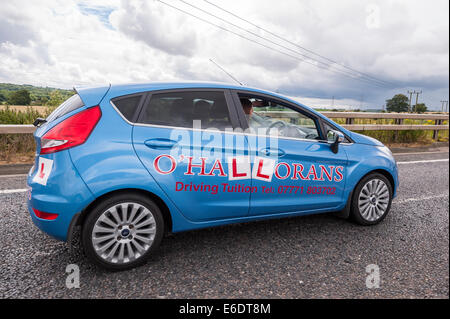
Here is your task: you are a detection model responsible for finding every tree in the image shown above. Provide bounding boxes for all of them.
[386,94,409,113]
[0,92,6,103]
[414,103,428,114]
[7,89,31,105]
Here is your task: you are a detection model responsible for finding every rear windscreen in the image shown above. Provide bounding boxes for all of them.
[46,94,84,122]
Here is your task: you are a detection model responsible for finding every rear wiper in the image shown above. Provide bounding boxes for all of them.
[33,118,47,127]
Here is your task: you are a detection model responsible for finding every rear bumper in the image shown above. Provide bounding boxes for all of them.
[27,151,94,242]
[28,200,75,241]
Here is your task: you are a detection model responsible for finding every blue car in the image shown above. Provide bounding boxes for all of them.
[27,82,398,270]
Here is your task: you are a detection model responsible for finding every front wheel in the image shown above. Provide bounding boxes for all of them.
[350,173,393,225]
[82,193,164,271]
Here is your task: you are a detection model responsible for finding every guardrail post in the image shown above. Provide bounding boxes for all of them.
[345,118,354,125]
[433,119,442,140]
[394,119,404,142]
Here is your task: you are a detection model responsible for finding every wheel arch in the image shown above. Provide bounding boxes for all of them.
[335,167,396,221]
[365,169,395,191]
[76,188,173,234]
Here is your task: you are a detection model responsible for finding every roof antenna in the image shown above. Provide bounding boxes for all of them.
[209,58,243,86]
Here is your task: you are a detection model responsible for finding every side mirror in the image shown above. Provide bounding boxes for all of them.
[327,130,345,154]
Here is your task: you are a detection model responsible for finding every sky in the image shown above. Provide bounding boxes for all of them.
[0,0,448,110]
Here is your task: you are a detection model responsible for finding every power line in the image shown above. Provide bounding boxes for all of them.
[155,2,320,77]
[158,0,387,88]
[179,0,387,88]
[202,0,395,88]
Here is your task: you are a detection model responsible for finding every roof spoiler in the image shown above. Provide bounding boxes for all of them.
[74,83,111,107]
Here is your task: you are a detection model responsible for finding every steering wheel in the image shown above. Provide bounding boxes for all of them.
[266,121,287,135]
[305,133,318,139]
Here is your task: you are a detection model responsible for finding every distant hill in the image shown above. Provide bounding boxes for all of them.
[0,83,74,105]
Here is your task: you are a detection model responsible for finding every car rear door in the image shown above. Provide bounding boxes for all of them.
[132,89,252,222]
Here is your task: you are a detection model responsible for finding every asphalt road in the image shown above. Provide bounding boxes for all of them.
[0,151,448,299]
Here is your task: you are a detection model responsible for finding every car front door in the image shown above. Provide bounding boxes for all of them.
[231,91,349,216]
[133,89,252,222]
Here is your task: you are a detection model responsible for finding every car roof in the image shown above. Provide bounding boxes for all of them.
[76,81,302,107]
[112,81,245,92]
[77,81,270,98]
[75,81,351,136]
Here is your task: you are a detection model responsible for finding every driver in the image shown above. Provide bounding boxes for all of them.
[240,98,253,116]
[240,98,262,130]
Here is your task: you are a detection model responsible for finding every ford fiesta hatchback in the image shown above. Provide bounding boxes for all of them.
[27,82,398,270]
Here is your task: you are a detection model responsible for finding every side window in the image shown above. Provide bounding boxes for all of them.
[137,91,232,131]
[112,95,143,122]
[238,95,321,140]
[46,94,83,123]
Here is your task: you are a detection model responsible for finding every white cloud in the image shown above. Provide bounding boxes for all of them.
[110,0,198,56]
[0,0,448,110]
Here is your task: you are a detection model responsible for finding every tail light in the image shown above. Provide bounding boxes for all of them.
[33,208,59,220]
[40,106,101,154]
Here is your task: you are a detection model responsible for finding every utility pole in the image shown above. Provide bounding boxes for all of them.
[408,90,422,112]
[441,100,449,113]
[414,90,422,112]
[407,90,414,112]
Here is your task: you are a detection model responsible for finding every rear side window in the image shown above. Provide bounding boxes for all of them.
[137,91,232,130]
[46,94,84,122]
[112,95,143,122]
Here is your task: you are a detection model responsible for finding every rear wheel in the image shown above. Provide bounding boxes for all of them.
[350,173,393,225]
[82,193,164,271]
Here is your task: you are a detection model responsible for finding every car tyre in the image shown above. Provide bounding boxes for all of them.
[350,173,393,226]
[82,192,164,271]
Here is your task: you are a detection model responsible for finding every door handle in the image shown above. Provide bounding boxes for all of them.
[144,138,178,149]
[259,148,285,157]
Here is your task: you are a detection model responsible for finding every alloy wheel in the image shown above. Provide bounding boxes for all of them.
[91,202,156,264]
[357,179,390,222]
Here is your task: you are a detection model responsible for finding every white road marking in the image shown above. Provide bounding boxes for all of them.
[0,154,447,178]
[0,188,28,195]
[394,151,449,156]
[395,194,449,204]
[0,189,448,209]
[397,159,449,164]
[0,174,28,178]
[0,157,448,194]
